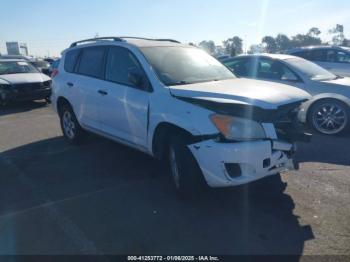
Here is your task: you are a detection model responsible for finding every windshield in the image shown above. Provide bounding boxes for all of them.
[141,46,235,86]
[287,57,337,81]
[0,61,39,75]
[32,61,50,68]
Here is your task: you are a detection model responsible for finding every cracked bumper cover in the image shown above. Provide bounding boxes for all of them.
[188,139,295,188]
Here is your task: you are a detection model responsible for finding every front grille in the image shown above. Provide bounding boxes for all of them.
[14,81,51,94]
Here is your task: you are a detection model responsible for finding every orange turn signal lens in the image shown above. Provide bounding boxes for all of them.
[210,114,233,137]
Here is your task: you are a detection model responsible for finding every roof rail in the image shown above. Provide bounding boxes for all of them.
[155,39,181,43]
[119,36,181,43]
[70,37,124,48]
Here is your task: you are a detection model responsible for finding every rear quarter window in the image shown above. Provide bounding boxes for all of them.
[64,49,80,73]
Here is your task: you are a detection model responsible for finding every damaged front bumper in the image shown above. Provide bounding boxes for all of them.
[188,139,296,188]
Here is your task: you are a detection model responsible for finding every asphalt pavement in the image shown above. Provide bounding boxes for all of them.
[0,101,349,257]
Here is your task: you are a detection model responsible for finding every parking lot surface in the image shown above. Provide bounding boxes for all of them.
[0,102,349,256]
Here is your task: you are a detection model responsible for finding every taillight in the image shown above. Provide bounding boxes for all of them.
[51,69,59,78]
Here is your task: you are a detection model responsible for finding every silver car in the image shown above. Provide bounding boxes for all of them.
[287,46,350,77]
[222,54,350,135]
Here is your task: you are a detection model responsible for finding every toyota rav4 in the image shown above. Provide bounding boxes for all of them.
[51,37,311,194]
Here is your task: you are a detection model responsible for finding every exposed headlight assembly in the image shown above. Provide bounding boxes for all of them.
[210,114,266,141]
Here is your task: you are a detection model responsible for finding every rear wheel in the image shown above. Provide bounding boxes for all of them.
[309,99,350,135]
[168,135,206,196]
[59,103,85,144]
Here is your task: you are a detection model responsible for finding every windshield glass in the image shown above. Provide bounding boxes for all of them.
[141,46,235,86]
[32,61,50,68]
[0,61,39,75]
[287,57,337,81]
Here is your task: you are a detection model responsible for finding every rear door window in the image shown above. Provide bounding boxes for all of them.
[253,58,298,81]
[77,47,107,78]
[64,49,80,73]
[309,49,327,62]
[325,50,337,62]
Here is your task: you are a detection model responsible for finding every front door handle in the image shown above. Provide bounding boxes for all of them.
[67,82,74,87]
[98,90,108,96]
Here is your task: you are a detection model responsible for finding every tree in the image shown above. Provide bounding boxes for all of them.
[248,44,263,54]
[329,24,345,45]
[275,34,291,52]
[308,27,321,37]
[291,33,321,47]
[262,36,277,53]
[223,36,243,56]
[199,40,216,54]
[342,38,350,47]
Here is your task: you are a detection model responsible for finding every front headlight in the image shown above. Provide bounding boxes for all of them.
[210,114,266,141]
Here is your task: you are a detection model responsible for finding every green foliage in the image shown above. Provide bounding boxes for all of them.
[329,24,345,45]
[262,36,277,53]
[199,24,350,56]
[223,36,243,56]
[198,40,216,54]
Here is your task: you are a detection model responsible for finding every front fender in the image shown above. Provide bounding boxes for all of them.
[147,96,218,153]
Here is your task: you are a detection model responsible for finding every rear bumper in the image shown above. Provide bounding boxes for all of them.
[188,139,295,188]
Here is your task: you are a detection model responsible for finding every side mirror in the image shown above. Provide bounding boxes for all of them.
[128,70,144,88]
[281,72,299,82]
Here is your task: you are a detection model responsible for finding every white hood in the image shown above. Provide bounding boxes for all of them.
[323,76,350,87]
[169,78,310,110]
[0,73,51,84]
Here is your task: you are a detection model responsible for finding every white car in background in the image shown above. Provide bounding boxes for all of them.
[287,46,350,77]
[51,37,311,195]
[0,59,52,105]
[223,54,350,135]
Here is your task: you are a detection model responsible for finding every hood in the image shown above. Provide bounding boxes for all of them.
[169,78,310,110]
[322,77,350,87]
[0,73,51,85]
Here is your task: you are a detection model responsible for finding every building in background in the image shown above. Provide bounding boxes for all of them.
[6,42,29,55]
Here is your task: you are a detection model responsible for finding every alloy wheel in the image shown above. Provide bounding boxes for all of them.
[312,102,347,135]
[62,110,76,139]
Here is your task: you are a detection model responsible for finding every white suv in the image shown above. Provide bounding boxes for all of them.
[52,37,310,194]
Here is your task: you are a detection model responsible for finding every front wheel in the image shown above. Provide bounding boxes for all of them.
[59,104,85,144]
[309,99,350,136]
[168,136,206,196]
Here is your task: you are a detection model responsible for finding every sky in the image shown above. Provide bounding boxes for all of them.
[1,0,350,57]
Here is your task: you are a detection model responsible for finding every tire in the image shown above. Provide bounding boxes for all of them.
[168,135,206,196]
[308,99,350,136]
[59,103,85,144]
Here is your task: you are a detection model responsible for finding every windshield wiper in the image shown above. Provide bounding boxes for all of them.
[167,81,192,86]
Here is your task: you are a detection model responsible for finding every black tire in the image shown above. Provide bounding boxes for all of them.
[168,135,207,196]
[59,103,85,144]
[308,99,350,136]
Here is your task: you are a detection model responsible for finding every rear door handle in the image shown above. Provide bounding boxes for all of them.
[67,82,74,87]
[98,90,108,96]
